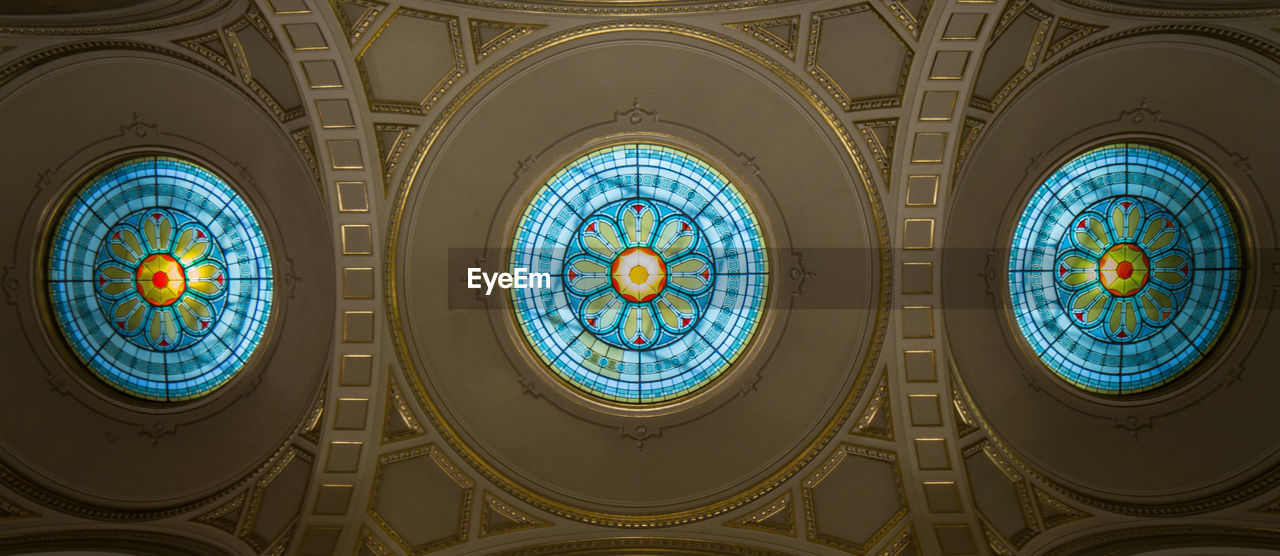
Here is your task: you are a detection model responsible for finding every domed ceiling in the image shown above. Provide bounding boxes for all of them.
[0,0,1277,555]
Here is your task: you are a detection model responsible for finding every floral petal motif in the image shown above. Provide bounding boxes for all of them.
[564,255,611,295]
[653,289,698,333]
[107,224,145,266]
[141,210,175,253]
[618,201,656,247]
[147,306,181,349]
[111,296,147,335]
[96,262,135,298]
[173,224,212,266]
[1055,251,1097,289]
[1066,284,1109,327]
[1138,213,1179,254]
[652,215,697,260]
[579,216,623,260]
[1105,298,1140,340]
[1108,198,1143,243]
[176,295,216,336]
[580,289,624,333]
[666,255,714,294]
[1136,284,1177,326]
[1070,212,1110,255]
[1150,251,1191,289]
[620,303,657,346]
[186,261,226,297]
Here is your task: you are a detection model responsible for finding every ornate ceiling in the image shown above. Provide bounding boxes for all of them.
[0,0,1277,554]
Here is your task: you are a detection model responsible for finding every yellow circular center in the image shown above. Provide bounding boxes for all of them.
[135,253,187,307]
[629,265,649,284]
[610,247,667,303]
[1098,243,1150,297]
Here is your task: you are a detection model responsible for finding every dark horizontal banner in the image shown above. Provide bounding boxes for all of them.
[441,247,1271,311]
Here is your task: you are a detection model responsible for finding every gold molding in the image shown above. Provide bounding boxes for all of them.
[484,537,795,555]
[806,4,914,112]
[0,0,234,35]
[851,369,894,441]
[724,490,796,537]
[330,0,388,46]
[432,0,801,15]
[384,20,891,528]
[367,444,474,554]
[855,118,897,190]
[469,18,545,64]
[801,443,908,554]
[356,7,466,116]
[479,490,552,538]
[724,15,800,61]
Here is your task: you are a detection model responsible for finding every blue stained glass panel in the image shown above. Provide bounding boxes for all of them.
[48,155,273,401]
[1008,143,1242,394]
[511,144,769,404]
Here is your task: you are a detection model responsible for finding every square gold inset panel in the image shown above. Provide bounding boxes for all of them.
[297,526,342,556]
[327,139,364,170]
[341,224,373,255]
[344,311,375,343]
[905,350,937,382]
[934,523,979,554]
[903,218,935,250]
[340,354,373,386]
[915,438,951,469]
[908,394,943,426]
[316,99,355,129]
[930,51,970,80]
[942,13,986,40]
[301,60,343,89]
[919,91,958,121]
[336,181,368,212]
[266,0,309,14]
[314,484,355,515]
[326,441,363,473]
[911,133,947,163]
[923,482,964,513]
[902,306,934,338]
[284,23,328,50]
[902,262,933,294]
[906,175,940,206]
[334,398,369,430]
[344,267,375,299]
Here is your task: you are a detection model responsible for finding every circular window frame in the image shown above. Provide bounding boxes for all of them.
[496,131,782,418]
[999,134,1253,405]
[34,146,284,414]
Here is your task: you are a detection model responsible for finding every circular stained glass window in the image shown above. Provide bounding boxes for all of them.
[47,155,273,401]
[510,143,769,404]
[1008,143,1243,394]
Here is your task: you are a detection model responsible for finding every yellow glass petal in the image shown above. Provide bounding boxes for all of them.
[1140,217,1177,253]
[173,227,209,265]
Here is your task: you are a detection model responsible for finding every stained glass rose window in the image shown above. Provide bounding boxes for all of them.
[510,143,768,404]
[1008,143,1242,394]
[47,155,273,401]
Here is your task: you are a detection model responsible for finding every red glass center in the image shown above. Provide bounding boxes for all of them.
[1116,261,1134,279]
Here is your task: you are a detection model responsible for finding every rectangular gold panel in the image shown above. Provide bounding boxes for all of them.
[313,484,355,515]
[901,262,933,294]
[908,394,943,426]
[327,139,364,170]
[340,354,373,386]
[930,51,970,80]
[343,267,375,299]
[919,91,958,121]
[316,99,355,129]
[301,60,343,89]
[902,306,934,338]
[334,398,369,430]
[284,23,328,50]
[915,438,951,470]
[923,482,964,513]
[904,350,937,382]
[326,441,364,473]
[336,181,369,212]
[343,311,375,343]
[934,523,979,554]
[942,13,986,40]
[906,175,939,206]
[341,225,373,255]
[911,132,947,163]
[903,218,935,250]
